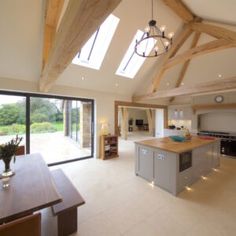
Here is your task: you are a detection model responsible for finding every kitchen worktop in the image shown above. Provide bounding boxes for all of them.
[135,136,218,153]
[135,136,220,195]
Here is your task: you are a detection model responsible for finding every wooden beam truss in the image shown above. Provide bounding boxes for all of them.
[139,0,236,102]
[40,0,121,92]
[169,32,201,102]
[164,39,233,70]
[43,0,64,69]
[133,77,236,101]
[152,24,193,91]
[162,0,195,23]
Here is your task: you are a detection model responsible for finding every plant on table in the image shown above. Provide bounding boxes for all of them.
[0,135,23,177]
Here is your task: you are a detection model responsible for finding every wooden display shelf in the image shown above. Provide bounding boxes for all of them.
[100,135,118,160]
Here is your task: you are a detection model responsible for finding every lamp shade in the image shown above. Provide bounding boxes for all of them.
[100,123,109,135]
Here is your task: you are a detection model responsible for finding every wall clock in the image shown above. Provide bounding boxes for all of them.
[214,95,224,103]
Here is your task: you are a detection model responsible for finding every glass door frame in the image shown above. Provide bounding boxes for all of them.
[70,100,80,142]
[0,90,95,166]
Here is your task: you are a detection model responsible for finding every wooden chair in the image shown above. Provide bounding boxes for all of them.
[0,213,41,236]
[15,145,25,156]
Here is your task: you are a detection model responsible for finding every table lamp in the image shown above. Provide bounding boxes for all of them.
[100,122,109,135]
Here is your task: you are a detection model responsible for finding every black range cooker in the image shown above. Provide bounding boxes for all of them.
[198,130,236,158]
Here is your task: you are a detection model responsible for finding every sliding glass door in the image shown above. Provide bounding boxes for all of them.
[30,97,93,165]
[70,100,80,141]
[0,91,94,165]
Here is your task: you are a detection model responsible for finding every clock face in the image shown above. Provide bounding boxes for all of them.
[215,95,224,103]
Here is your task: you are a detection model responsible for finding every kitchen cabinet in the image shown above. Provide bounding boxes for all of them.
[192,145,207,181]
[212,141,220,168]
[135,137,220,196]
[135,145,154,181]
[168,106,193,120]
[154,150,177,195]
[192,142,220,181]
[177,167,193,192]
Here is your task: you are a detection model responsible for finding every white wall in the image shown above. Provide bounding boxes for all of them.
[0,77,131,158]
[155,109,164,137]
[192,91,236,105]
[199,111,236,133]
[192,91,236,132]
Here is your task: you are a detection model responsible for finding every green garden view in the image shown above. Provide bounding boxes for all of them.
[0,97,81,135]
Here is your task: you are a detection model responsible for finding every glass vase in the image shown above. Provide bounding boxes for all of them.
[1,156,15,178]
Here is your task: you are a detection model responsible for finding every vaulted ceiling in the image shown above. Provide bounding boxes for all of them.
[0,0,235,102]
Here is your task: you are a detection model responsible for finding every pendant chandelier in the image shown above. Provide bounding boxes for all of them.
[135,0,174,58]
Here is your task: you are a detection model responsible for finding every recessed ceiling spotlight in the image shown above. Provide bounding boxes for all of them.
[81,76,85,80]
[218,74,222,78]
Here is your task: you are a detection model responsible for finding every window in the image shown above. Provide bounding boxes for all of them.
[0,91,94,166]
[72,14,120,70]
[116,30,155,79]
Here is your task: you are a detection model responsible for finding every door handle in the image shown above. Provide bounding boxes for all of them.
[141,149,148,155]
[157,154,164,160]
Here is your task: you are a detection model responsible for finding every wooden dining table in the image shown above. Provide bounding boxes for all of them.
[0,153,62,224]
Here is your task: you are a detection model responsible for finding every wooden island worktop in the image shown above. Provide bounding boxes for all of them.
[135,136,218,154]
[135,136,220,196]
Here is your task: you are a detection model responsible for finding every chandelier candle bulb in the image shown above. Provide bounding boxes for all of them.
[164,41,170,47]
[160,25,166,32]
[168,32,174,39]
[145,26,150,32]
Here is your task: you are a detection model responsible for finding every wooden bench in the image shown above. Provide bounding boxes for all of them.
[51,169,85,236]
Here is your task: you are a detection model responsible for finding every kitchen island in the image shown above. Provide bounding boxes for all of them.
[135,136,220,195]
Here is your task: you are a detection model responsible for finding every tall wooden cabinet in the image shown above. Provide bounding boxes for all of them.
[100,135,118,160]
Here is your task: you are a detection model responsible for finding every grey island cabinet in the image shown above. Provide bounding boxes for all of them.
[135,136,220,196]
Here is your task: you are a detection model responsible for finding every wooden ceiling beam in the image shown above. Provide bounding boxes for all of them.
[164,39,233,70]
[133,77,236,102]
[43,0,64,69]
[192,103,236,114]
[40,0,121,92]
[152,24,193,92]
[189,22,236,43]
[162,0,195,23]
[169,32,201,102]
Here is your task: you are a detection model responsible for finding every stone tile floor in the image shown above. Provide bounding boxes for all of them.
[0,132,91,164]
[42,136,236,236]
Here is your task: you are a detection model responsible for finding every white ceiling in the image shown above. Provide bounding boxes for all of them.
[0,0,235,99]
[0,0,44,81]
[182,0,236,25]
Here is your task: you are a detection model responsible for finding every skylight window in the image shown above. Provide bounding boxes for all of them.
[72,14,120,70]
[116,30,156,79]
